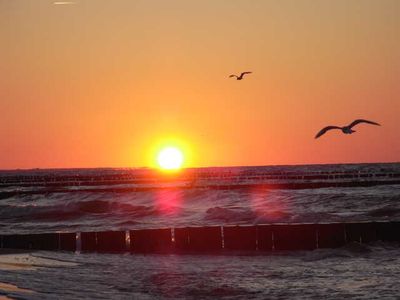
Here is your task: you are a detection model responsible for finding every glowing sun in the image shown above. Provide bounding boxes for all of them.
[157,147,184,170]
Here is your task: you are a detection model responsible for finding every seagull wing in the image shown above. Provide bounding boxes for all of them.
[348,119,381,129]
[229,74,237,78]
[240,71,252,77]
[315,126,342,139]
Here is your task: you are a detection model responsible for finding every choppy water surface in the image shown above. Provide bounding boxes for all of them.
[1,243,400,299]
[0,163,400,299]
[0,163,400,234]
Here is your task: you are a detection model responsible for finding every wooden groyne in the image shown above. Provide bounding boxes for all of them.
[1,169,399,197]
[1,178,400,199]
[1,168,399,187]
[1,222,399,254]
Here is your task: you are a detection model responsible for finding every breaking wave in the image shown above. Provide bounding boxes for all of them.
[0,163,399,234]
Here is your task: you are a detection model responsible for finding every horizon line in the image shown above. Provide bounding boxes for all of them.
[0,161,399,172]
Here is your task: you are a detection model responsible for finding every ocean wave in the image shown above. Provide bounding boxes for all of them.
[367,205,400,218]
[0,200,158,222]
[204,207,256,222]
[1,163,399,234]
[301,243,372,262]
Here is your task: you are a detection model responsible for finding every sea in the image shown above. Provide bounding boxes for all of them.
[1,163,400,299]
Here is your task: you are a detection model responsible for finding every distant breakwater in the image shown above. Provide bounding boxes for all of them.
[2,169,399,197]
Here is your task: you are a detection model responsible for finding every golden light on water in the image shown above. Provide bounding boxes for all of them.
[157,147,184,170]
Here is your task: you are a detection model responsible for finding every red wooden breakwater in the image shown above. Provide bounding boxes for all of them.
[1,222,399,254]
[1,170,399,186]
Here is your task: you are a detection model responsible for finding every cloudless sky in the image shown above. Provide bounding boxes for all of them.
[1,0,399,169]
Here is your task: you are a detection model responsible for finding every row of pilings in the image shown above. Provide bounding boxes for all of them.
[1,222,399,254]
[1,178,400,200]
[1,174,400,188]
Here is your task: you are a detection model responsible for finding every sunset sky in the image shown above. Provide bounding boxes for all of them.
[1,0,399,169]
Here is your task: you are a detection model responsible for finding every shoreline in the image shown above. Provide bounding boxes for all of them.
[0,249,77,298]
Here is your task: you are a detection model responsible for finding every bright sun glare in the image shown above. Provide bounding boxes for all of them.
[157,147,184,170]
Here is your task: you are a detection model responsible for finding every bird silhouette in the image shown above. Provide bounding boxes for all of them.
[315,119,380,139]
[229,72,252,80]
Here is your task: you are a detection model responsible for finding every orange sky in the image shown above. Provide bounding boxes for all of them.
[0,0,399,169]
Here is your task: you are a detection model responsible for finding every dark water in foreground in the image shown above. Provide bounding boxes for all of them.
[1,163,400,299]
[2,243,400,299]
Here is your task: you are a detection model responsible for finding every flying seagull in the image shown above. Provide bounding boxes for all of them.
[229,72,252,80]
[315,119,380,139]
